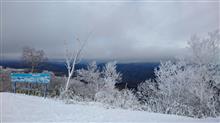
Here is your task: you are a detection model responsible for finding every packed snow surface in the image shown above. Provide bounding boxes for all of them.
[1,92,219,123]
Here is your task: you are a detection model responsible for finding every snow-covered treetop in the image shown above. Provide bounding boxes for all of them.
[187,30,220,65]
[77,61,100,84]
[101,61,121,89]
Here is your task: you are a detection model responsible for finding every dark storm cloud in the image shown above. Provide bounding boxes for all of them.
[1,1,219,61]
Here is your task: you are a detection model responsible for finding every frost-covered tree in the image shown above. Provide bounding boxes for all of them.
[77,61,100,85]
[75,61,102,99]
[95,62,140,110]
[138,30,220,118]
[154,60,220,117]
[102,61,122,89]
[78,62,101,84]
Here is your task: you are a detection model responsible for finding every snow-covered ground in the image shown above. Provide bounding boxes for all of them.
[1,92,219,123]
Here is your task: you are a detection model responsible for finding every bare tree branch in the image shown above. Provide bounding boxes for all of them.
[63,33,92,92]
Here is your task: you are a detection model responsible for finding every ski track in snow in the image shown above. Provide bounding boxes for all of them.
[1,92,219,123]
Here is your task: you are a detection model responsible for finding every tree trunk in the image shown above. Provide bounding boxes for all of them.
[64,55,77,92]
[65,75,71,91]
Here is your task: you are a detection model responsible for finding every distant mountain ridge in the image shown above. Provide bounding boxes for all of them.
[0,59,159,88]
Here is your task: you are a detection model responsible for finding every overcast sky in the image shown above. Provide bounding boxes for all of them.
[1,1,219,62]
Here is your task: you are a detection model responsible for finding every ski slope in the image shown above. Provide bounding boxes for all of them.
[1,92,219,123]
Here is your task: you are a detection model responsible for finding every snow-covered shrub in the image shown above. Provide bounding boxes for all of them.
[95,88,140,110]
[116,89,141,110]
[137,80,164,112]
[59,78,91,102]
[137,80,158,104]
[95,87,119,106]
[59,87,86,104]
[68,79,96,101]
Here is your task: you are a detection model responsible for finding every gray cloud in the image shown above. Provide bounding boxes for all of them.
[1,1,219,62]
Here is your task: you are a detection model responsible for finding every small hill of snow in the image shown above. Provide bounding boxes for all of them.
[1,92,219,123]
